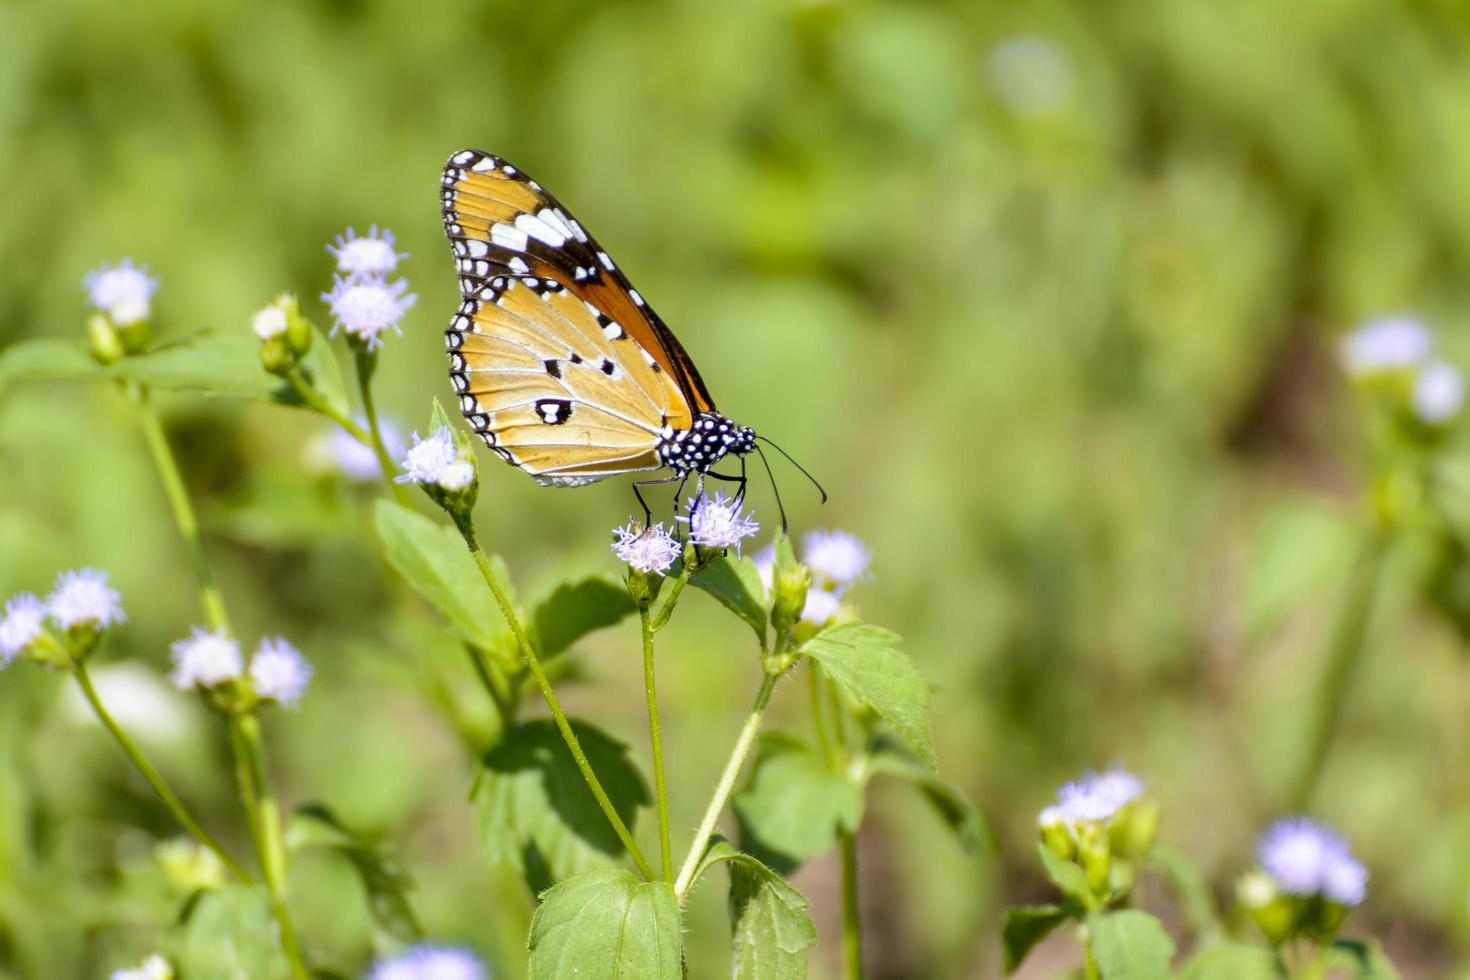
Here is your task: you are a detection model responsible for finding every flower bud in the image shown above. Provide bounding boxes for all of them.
[1238,870,1293,945]
[625,565,663,610]
[771,561,812,637]
[1075,821,1112,897]
[258,335,291,375]
[281,294,313,357]
[88,313,125,365]
[156,838,225,893]
[1109,798,1159,859]
[116,316,152,355]
[1038,806,1075,861]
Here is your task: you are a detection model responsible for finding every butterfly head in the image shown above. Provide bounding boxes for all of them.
[657,412,756,475]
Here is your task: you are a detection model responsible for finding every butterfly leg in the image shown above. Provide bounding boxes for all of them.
[632,474,684,528]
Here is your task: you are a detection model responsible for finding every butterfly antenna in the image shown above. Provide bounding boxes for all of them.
[753,443,789,534]
[755,435,828,505]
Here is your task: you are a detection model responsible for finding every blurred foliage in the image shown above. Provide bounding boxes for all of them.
[6,0,1470,976]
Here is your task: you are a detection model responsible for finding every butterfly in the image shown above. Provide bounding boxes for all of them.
[440,148,817,521]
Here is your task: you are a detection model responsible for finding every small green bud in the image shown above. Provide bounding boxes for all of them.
[1038,808,1075,861]
[1076,822,1112,897]
[87,314,125,365]
[771,563,811,637]
[258,336,291,375]
[156,838,225,893]
[1109,799,1159,859]
[281,294,313,356]
[1238,871,1293,945]
[116,316,152,355]
[625,565,663,610]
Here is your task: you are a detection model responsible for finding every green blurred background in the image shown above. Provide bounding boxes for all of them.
[5,0,1470,976]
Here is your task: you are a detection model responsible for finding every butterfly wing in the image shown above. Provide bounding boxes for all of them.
[441,149,716,429]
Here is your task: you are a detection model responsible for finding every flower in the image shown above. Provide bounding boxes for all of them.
[1,593,45,664]
[46,568,126,630]
[84,259,158,326]
[328,226,406,278]
[306,419,405,482]
[1413,361,1465,424]
[1338,316,1432,375]
[1052,767,1143,824]
[1257,817,1367,906]
[251,303,289,340]
[396,427,471,488]
[60,663,192,742]
[248,637,312,708]
[751,545,776,595]
[168,628,243,691]
[800,588,840,626]
[111,954,173,980]
[680,493,758,551]
[367,944,488,980]
[321,274,415,351]
[1037,805,1066,829]
[612,522,681,575]
[802,530,870,587]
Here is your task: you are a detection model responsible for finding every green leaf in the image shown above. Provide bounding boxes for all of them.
[733,733,863,872]
[374,499,512,656]
[533,576,636,659]
[1036,842,1090,902]
[1149,844,1223,945]
[800,623,935,769]
[286,803,421,942]
[694,840,815,979]
[0,337,102,384]
[868,743,991,852]
[1088,910,1176,980]
[474,719,648,893]
[164,884,287,980]
[1001,905,1072,974]
[528,868,681,980]
[690,555,768,638]
[1179,944,1281,980]
[1328,938,1400,980]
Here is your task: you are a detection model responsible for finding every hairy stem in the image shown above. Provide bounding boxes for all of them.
[72,662,248,880]
[129,383,229,632]
[839,831,864,980]
[640,606,674,882]
[1288,531,1388,811]
[232,713,309,980]
[458,523,656,880]
[352,348,412,506]
[674,673,778,899]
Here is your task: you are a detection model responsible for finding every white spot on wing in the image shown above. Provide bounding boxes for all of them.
[508,256,530,274]
[629,290,645,307]
[597,251,615,270]
[539,208,576,241]
[471,157,495,172]
[491,223,528,252]
[465,239,488,258]
[514,212,566,248]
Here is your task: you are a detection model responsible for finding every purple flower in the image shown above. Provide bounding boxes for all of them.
[1052,767,1143,824]
[1257,817,1367,906]
[1413,361,1465,424]
[46,568,126,630]
[799,589,840,626]
[366,944,488,980]
[248,638,312,708]
[84,259,158,325]
[802,530,870,587]
[328,226,406,279]
[168,628,243,691]
[322,274,415,351]
[680,492,758,551]
[1339,316,1431,375]
[611,522,681,575]
[1,593,46,664]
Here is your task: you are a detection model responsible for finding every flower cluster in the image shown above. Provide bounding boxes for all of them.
[1338,315,1465,426]
[366,944,488,980]
[1036,765,1158,908]
[397,426,475,491]
[2,569,126,667]
[1256,817,1367,907]
[754,529,869,628]
[1042,767,1144,826]
[170,629,311,707]
[612,522,683,574]
[321,226,415,351]
[84,259,158,327]
[609,493,760,576]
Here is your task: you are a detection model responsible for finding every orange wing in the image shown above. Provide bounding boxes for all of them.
[441,149,716,427]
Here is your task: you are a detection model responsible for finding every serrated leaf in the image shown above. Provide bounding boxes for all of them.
[474,720,648,893]
[868,743,991,852]
[733,733,862,873]
[800,623,935,769]
[374,499,513,657]
[1037,842,1089,902]
[528,869,681,980]
[690,555,767,638]
[1001,904,1071,974]
[694,840,815,979]
[286,803,421,942]
[1179,944,1281,980]
[1088,910,1175,980]
[1329,938,1400,980]
[533,576,636,659]
[164,885,287,980]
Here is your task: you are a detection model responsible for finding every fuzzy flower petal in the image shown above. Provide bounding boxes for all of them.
[1258,817,1359,900]
[328,226,406,278]
[1339,316,1432,375]
[800,588,840,626]
[1323,853,1369,908]
[84,259,159,326]
[367,944,487,980]
[802,530,870,587]
[111,954,173,980]
[611,522,681,575]
[251,304,288,340]
[249,637,312,708]
[1054,767,1143,823]
[679,493,758,551]
[1,593,46,664]
[322,274,415,351]
[46,568,126,630]
[395,427,468,488]
[1413,361,1465,424]
[168,628,243,691]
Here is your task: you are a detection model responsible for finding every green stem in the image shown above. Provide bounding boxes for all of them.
[651,559,695,632]
[352,348,412,506]
[233,713,309,980]
[282,367,370,444]
[809,664,837,768]
[457,523,656,881]
[71,662,248,880]
[674,673,778,899]
[129,384,229,632]
[839,831,864,980]
[1287,531,1389,811]
[640,606,674,883]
